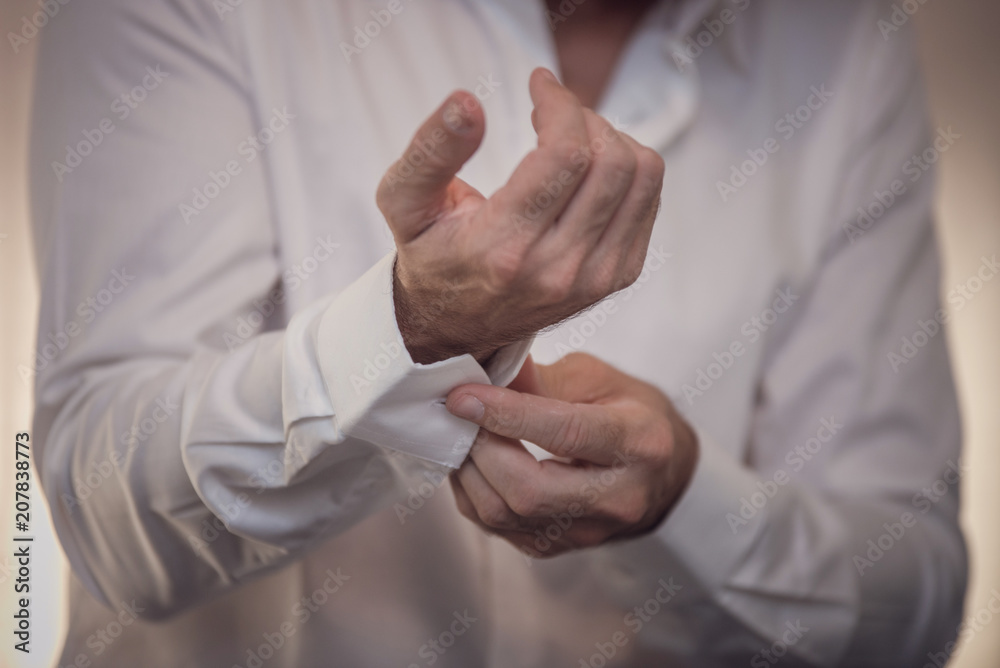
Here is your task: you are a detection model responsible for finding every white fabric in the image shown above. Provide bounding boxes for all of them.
[29,0,966,666]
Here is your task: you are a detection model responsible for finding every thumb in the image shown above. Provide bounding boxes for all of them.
[533,352,624,404]
[507,355,546,396]
[376,90,485,241]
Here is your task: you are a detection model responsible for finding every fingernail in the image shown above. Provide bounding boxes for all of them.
[539,68,557,83]
[444,99,473,134]
[449,394,485,421]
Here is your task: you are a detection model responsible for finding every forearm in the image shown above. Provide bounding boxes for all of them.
[601,433,965,666]
[36,324,409,619]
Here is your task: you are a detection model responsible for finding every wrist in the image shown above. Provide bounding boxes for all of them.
[392,263,497,365]
[636,413,700,538]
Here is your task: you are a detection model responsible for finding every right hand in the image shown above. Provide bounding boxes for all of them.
[377,68,665,365]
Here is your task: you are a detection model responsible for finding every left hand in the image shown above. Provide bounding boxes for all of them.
[445,352,699,558]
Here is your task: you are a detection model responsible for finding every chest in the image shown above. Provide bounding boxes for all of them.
[239,0,831,452]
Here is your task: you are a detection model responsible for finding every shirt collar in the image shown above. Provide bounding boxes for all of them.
[665,0,753,74]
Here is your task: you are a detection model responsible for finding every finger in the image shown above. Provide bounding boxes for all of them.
[447,383,625,464]
[490,68,591,235]
[508,353,625,406]
[506,355,546,395]
[537,110,637,250]
[456,437,640,553]
[376,90,485,241]
[450,469,569,551]
[503,515,617,555]
[489,526,579,559]
[471,435,650,533]
[454,455,529,531]
[449,472,500,535]
[580,136,664,291]
[468,430,612,521]
[449,472,478,523]
[452,459,626,554]
[533,353,637,406]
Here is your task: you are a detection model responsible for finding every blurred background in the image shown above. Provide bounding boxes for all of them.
[1,1,997,666]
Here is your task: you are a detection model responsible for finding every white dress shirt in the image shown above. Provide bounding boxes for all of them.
[29,0,966,665]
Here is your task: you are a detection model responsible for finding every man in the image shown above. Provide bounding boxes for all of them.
[29,0,966,665]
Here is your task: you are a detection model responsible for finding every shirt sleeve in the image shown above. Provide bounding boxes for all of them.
[598,5,966,666]
[28,0,528,620]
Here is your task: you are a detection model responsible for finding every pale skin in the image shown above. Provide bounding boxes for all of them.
[376,0,697,557]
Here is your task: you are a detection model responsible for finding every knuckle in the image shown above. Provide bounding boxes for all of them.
[480,499,517,529]
[375,185,388,214]
[589,182,619,217]
[549,138,588,173]
[491,402,525,437]
[598,489,646,526]
[636,163,665,203]
[506,482,542,517]
[582,281,610,306]
[599,414,628,449]
[614,501,647,527]
[484,249,525,291]
[638,147,666,183]
[375,176,397,218]
[583,262,619,302]
[600,145,639,183]
[571,528,607,549]
[644,418,675,461]
[553,412,590,457]
[622,257,644,286]
[536,269,576,304]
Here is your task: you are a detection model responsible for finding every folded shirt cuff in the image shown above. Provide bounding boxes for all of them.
[597,426,765,597]
[652,425,765,590]
[316,252,533,468]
